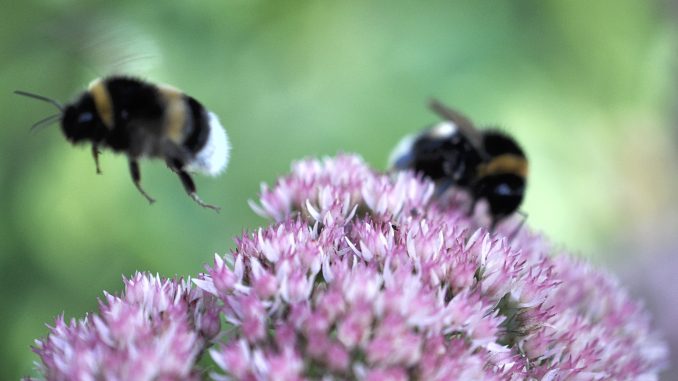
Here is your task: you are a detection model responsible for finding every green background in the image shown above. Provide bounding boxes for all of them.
[1,1,676,379]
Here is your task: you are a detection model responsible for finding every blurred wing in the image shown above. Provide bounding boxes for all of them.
[78,19,162,78]
[428,99,483,149]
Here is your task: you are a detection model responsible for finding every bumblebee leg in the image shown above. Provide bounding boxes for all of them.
[489,218,499,233]
[507,211,528,241]
[178,171,221,212]
[434,178,454,198]
[128,159,156,204]
[168,159,220,212]
[467,198,477,217]
[92,144,102,174]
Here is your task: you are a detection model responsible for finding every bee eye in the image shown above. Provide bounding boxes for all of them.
[78,112,93,123]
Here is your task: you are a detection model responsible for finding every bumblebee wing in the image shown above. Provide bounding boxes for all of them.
[428,99,483,148]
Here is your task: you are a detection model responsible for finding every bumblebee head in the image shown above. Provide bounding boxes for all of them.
[61,95,107,144]
[472,173,525,224]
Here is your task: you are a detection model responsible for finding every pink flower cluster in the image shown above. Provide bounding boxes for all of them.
[30,273,220,381]
[29,155,667,380]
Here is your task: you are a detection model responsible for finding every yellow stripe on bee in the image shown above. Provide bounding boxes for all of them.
[88,78,114,129]
[158,84,187,144]
[477,154,528,178]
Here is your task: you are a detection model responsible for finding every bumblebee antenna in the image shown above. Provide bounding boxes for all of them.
[29,113,61,133]
[14,90,64,112]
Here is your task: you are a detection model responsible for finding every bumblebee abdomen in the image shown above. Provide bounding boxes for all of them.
[154,87,229,175]
[472,132,527,223]
[471,172,525,219]
[476,130,528,180]
[155,85,212,154]
[183,96,210,154]
[481,130,525,159]
[184,111,230,176]
[477,154,528,179]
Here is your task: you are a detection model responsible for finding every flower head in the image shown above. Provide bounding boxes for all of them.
[30,155,667,380]
[202,155,667,380]
[31,273,219,381]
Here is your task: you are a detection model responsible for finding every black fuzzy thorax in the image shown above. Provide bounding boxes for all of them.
[410,130,483,186]
[104,77,165,153]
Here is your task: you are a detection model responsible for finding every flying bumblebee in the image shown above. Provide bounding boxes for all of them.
[389,99,527,231]
[15,76,230,210]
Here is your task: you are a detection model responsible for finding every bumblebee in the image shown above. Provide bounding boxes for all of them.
[389,99,527,230]
[15,76,230,210]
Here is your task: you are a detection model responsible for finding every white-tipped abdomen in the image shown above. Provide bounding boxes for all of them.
[187,112,230,176]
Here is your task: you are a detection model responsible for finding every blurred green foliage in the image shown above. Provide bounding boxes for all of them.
[1,0,676,379]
